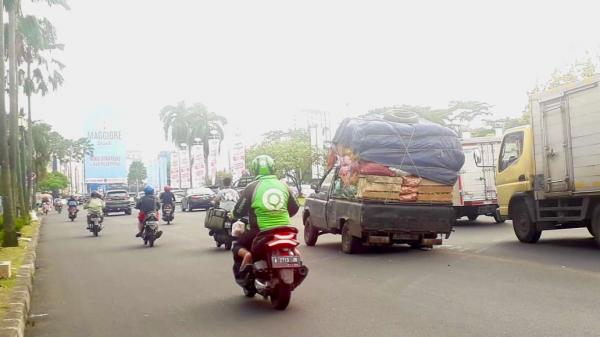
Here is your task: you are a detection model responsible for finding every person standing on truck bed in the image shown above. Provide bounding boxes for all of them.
[232,155,300,274]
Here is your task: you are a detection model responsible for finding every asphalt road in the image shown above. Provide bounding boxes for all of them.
[27,208,600,337]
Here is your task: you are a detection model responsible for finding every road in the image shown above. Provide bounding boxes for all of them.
[27,208,600,337]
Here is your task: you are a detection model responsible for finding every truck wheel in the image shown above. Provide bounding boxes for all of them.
[511,202,541,243]
[591,207,600,247]
[493,211,506,224]
[303,217,319,247]
[341,225,362,254]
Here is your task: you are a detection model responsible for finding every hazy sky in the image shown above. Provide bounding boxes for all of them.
[23,0,600,160]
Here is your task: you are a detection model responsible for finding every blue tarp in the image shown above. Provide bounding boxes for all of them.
[332,117,465,185]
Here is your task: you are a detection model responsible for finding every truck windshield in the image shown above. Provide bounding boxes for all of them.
[499,131,524,172]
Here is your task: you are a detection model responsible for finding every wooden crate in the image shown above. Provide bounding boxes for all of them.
[417,193,453,203]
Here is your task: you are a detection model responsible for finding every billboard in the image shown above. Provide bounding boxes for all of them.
[85,122,127,185]
[231,132,245,181]
[191,145,206,188]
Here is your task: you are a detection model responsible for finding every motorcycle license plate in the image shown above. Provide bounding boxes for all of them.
[224,222,232,229]
[271,256,302,268]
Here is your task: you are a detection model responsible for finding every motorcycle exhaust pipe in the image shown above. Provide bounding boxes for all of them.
[294,266,309,287]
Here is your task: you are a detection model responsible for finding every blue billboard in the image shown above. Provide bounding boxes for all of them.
[84,112,127,189]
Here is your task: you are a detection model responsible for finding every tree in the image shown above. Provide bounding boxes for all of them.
[246,129,318,194]
[366,100,493,134]
[18,14,65,207]
[37,171,68,192]
[160,101,227,186]
[128,161,147,193]
[0,0,17,247]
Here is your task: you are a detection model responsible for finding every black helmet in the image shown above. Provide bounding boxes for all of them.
[91,191,101,198]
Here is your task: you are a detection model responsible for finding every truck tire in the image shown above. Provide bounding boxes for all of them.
[341,225,362,254]
[493,211,506,224]
[511,202,541,243]
[591,207,600,247]
[303,217,319,247]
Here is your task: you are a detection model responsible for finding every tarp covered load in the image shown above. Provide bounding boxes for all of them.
[331,117,465,185]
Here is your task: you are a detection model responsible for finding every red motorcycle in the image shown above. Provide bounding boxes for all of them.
[235,226,309,310]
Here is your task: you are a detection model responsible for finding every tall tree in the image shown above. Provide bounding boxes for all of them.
[0,0,17,247]
[4,0,20,246]
[127,161,147,193]
[160,101,226,186]
[18,14,65,207]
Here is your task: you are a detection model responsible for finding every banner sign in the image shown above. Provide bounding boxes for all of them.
[85,127,127,184]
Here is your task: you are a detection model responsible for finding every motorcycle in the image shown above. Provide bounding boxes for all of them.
[141,212,161,247]
[68,207,78,222]
[42,202,50,215]
[87,212,104,237]
[55,203,63,214]
[205,208,234,250]
[234,226,309,310]
[162,204,174,224]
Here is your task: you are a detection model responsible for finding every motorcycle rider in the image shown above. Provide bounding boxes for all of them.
[214,177,239,212]
[84,191,105,228]
[159,186,176,213]
[232,155,300,275]
[67,195,79,213]
[135,185,162,238]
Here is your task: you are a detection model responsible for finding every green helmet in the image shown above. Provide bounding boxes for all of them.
[251,155,275,176]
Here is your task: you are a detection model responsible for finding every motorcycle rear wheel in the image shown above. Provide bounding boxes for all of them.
[243,288,256,298]
[270,284,292,310]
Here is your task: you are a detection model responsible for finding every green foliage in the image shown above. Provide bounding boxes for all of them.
[367,100,492,134]
[246,129,318,192]
[37,171,69,192]
[128,161,147,186]
[216,171,232,186]
[31,122,92,181]
[160,101,227,184]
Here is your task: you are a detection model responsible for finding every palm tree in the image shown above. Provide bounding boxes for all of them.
[0,0,18,247]
[187,103,226,185]
[160,102,227,187]
[18,14,65,208]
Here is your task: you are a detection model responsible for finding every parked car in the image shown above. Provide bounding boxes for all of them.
[171,189,185,204]
[300,184,315,198]
[181,187,215,212]
[232,176,255,193]
[103,190,132,215]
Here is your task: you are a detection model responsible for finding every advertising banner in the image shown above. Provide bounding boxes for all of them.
[85,125,127,185]
[191,145,205,188]
[208,139,219,185]
[170,150,181,189]
[231,135,245,181]
[179,149,191,189]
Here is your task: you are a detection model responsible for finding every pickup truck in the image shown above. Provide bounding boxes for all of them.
[303,168,455,254]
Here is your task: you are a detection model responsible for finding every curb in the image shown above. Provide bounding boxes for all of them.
[0,219,42,337]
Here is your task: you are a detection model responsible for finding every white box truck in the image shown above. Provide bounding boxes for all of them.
[454,135,504,223]
[496,75,600,245]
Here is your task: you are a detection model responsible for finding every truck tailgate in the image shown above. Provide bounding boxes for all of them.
[361,203,454,233]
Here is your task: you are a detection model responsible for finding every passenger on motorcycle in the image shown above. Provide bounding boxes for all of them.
[159,186,176,213]
[214,177,239,212]
[135,185,162,238]
[232,155,300,274]
[84,192,105,227]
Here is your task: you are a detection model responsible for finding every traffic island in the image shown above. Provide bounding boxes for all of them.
[0,218,41,337]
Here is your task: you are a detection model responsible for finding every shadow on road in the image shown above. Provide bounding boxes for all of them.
[306,241,422,256]
[453,219,506,227]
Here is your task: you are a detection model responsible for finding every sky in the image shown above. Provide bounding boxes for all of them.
[23,0,600,161]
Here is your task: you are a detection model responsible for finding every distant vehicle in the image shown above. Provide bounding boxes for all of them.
[232,176,255,192]
[181,187,215,212]
[300,184,315,198]
[207,185,220,194]
[173,191,184,204]
[128,193,136,206]
[103,190,132,215]
[453,136,504,223]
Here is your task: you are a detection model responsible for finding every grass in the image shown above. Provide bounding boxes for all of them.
[0,219,39,319]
